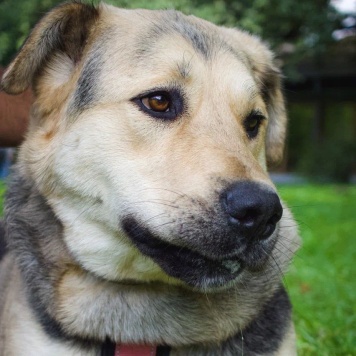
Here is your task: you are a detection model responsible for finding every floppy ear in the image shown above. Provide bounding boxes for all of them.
[260,66,287,166]
[244,47,287,166]
[0,1,99,95]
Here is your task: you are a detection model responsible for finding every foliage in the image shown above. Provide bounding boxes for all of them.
[298,138,356,183]
[287,102,356,183]
[0,0,341,80]
[279,184,356,355]
[192,0,341,79]
[0,0,60,66]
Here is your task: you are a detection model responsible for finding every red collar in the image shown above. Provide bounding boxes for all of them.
[100,340,171,356]
[115,344,157,356]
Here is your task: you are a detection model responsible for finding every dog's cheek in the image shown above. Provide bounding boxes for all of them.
[35,114,179,284]
[48,186,178,283]
[60,219,172,282]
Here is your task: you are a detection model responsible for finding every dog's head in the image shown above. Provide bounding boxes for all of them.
[1,2,297,291]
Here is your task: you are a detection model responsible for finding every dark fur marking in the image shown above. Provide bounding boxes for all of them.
[258,67,281,107]
[177,58,192,79]
[224,286,292,354]
[5,173,70,341]
[5,173,65,339]
[157,345,172,356]
[136,12,215,61]
[100,339,116,356]
[58,3,100,64]
[72,51,102,112]
[176,23,211,59]
[169,13,250,63]
[4,171,98,349]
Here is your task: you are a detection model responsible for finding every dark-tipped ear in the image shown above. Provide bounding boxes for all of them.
[261,67,287,166]
[1,1,99,95]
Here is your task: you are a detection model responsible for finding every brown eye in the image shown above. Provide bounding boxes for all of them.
[247,118,259,131]
[244,111,265,139]
[142,94,170,112]
[133,89,183,121]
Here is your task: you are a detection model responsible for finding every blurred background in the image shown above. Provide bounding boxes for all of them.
[0,0,355,354]
[0,0,355,182]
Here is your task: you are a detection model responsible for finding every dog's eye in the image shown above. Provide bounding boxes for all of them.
[142,94,170,113]
[244,111,265,139]
[133,89,183,121]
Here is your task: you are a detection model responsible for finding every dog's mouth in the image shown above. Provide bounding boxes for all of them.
[122,217,244,290]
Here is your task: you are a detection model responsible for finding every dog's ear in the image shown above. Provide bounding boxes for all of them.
[1,2,100,95]
[219,28,287,165]
[260,66,287,166]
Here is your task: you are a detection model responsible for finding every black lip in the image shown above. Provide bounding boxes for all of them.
[122,217,244,289]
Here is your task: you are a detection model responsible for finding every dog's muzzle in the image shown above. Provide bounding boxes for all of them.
[122,181,283,290]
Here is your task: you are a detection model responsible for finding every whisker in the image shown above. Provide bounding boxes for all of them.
[122,213,170,236]
[137,187,188,199]
[130,200,179,209]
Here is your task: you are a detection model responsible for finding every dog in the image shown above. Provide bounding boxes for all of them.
[0,2,300,355]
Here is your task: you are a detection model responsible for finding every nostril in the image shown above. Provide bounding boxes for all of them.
[269,212,282,225]
[228,207,261,228]
[261,221,276,239]
[258,206,283,239]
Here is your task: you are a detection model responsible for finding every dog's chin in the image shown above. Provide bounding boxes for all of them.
[122,217,245,290]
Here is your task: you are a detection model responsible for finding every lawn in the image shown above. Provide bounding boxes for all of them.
[0,181,355,354]
[279,185,356,355]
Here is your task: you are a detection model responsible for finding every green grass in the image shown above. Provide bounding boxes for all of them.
[279,185,356,355]
[0,180,5,216]
[0,181,355,353]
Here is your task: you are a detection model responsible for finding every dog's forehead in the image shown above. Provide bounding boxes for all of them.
[74,7,260,109]
[104,7,225,57]
[99,7,251,71]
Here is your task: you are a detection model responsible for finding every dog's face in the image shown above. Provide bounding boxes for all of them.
[2,3,292,291]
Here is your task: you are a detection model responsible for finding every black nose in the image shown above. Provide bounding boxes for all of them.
[222,181,283,240]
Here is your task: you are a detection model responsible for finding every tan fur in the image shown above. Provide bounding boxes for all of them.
[275,324,297,356]
[0,257,95,356]
[1,2,299,354]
